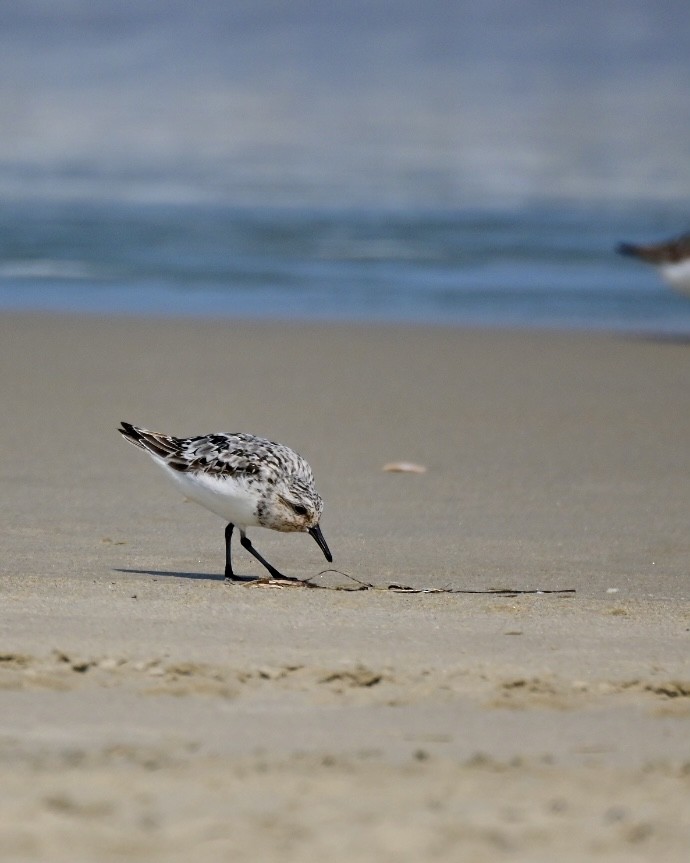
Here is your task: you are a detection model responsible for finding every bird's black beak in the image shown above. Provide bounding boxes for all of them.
[308,524,333,562]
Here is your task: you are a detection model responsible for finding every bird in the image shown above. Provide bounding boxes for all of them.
[616,232,690,296]
[118,422,332,582]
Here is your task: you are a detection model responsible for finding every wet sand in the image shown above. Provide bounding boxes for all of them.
[1,313,689,861]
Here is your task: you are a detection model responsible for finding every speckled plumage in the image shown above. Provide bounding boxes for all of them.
[617,232,690,295]
[118,421,332,581]
[617,233,690,266]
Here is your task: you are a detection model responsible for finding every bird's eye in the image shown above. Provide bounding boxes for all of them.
[292,504,308,516]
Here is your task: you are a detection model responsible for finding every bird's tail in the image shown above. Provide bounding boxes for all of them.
[616,241,642,260]
[118,422,179,459]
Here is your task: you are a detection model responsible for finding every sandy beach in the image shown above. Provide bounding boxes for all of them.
[1,312,689,861]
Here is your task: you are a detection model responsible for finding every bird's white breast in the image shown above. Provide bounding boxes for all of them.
[155,459,261,526]
[660,259,690,295]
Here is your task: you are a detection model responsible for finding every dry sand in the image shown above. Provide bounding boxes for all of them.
[1,313,689,861]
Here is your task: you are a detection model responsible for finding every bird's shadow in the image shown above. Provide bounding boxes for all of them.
[113,567,257,583]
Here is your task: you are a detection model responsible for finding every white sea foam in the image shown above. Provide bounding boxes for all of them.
[0,260,99,280]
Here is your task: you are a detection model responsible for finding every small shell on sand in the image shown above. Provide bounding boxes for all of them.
[382,462,427,474]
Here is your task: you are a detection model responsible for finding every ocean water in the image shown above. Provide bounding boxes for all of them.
[1,201,690,335]
[1,3,689,333]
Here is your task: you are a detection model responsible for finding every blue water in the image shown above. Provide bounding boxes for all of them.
[1,201,690,334]
[1,3,689,334]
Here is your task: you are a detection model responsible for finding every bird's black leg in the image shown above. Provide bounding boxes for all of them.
[239,530,300,582]
[224,523,235,580]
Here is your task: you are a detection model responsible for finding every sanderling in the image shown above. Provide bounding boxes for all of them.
[617,232,690,296]
[118,421,332,581]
